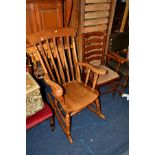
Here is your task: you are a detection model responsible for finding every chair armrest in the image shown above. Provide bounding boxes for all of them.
[77,62,107,89]
[106,53,128,64]
[44,74,63,97]
[77,62,107,75]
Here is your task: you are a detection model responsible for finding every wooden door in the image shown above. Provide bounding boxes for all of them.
[26,0,63,36]
[34,2,63,31]
[26,4,38,35]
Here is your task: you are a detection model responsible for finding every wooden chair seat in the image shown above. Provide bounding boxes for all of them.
[63,81,99,113]
[96,65,119,85]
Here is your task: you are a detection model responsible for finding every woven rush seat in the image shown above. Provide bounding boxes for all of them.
[96,65,119,85]
[108,61,129,77]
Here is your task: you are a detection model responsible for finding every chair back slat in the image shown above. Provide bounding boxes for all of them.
[84,50,103,58]
[66,37,75,81]
[85,55,103,63]
[59,37,70,82]
[71,37,81,82]
[38,42,56,81]
[46,39,62,84]
[53,37,66,84]
[34,44,48,74]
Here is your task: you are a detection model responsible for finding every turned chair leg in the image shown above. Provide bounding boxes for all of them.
[65,113,73,144]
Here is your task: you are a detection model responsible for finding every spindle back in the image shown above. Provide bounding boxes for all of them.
[27,28,81,85]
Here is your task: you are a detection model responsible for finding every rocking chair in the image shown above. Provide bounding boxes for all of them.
[27,28,106,144]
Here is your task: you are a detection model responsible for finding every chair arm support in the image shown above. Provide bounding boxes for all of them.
[106,53,128,64]
[77,62,107,75]
[44,74,63,97]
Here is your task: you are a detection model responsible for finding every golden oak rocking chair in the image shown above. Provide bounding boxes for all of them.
[27,28,106,144]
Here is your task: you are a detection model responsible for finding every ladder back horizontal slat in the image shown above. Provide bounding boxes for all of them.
[83,31,105,38]
[84,50,103,58]
[84,44,103,52]
[84,37,104,45]
[85,55,103,62]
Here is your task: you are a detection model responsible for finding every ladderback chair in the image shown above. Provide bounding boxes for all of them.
[82,31,119,95]
[27,28,106,144]
[107,32,129,95]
